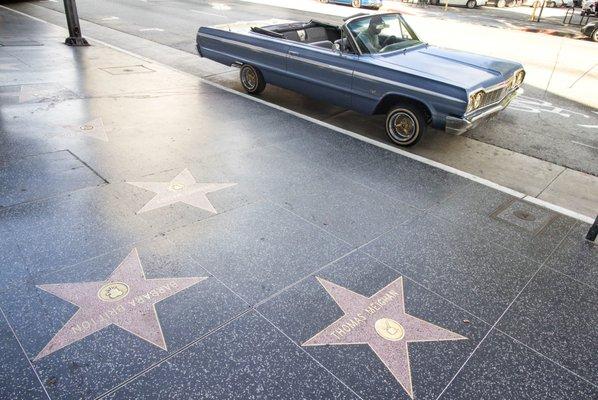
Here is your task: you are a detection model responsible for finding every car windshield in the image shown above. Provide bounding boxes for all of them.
[346,14,421,55]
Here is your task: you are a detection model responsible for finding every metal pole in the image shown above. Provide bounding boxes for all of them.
[536,0,546,23]
[63,0,89,46]
[586,215,598,242]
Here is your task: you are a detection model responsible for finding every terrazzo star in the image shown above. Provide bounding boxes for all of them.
[127,168,236,214]
[303,277,467,399]
[35,248,205,360]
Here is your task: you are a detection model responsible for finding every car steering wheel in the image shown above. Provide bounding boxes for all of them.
[381,35,398,47]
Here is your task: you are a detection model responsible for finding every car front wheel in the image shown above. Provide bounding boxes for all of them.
[593,29,598,42]
[385,105,426,147]
[352,0,362,8]
[466,0,477,8]
[239,64,266,94]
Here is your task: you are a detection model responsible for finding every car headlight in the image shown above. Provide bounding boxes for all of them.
[515,70,525,86]
[467,90,484,112]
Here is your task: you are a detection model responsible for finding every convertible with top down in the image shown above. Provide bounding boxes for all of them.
[196,13,525,146]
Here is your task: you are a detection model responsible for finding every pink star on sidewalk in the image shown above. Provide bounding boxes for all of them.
[35,248,205,360]
[303,277,467,398]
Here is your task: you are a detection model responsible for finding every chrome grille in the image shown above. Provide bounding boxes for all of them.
[480,85,509,108]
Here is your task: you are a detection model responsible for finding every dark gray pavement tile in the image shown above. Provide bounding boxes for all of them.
[258,251,489,399]
[497,267,598,385]
[106,312,358,400]
[274,129,390,175]
[0,237,247,399]
[0,183,156,277]
[343,152,471,210]
[275,173,419,247]
[0,150,105,207]
[441,330,598,399]
[431,183,576,262]
[190,141,346,205]
[0,314,47,400]
[545,222,597,288]
[361,213,540,323]
[168,201,351,304]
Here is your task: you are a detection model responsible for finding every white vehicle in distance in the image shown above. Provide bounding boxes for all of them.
[429,0,479,8]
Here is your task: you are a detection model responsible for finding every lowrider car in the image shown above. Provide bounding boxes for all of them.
[196,13,525,146]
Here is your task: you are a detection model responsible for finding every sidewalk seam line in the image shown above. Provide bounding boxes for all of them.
[0,306,52,400]
[256,309,366,400]
[434,221,577,399]
[94,309,253,399]
[535,165,566,198]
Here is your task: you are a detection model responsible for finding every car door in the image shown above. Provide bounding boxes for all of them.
[284,43,356,109]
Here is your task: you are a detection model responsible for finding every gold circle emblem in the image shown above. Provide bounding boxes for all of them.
[98,282,129,302]
[168,182,185,191]
[80,124,94,131]
[374,318,405,341]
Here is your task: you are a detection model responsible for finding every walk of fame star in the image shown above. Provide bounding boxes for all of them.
[303,277,467,399]
[35,248,205,360]
[63,117,109,141]
[127,169,237,214]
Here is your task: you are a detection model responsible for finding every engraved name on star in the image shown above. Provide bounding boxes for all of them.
[303,277,467,399]
[35,248,205,360]
[127,169,236,214]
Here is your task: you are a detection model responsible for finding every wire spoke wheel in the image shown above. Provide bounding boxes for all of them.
[239,65,266,94]
[241,67,258,91]
[389,112,417,141]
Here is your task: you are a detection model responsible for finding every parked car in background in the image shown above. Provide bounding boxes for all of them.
[196,13,525,146]
[581,21,598,40]
[581,0,597,14]
[429,0,479,9]
[319,0,383,9]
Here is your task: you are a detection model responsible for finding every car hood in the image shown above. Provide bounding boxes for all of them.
[376,45,521,91]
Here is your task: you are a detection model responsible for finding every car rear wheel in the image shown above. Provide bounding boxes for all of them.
[385,105,426,147]
[240,64,266,94]
[352,0,362,8]
[466,0,477,8]
[593,29,598,42]
[496,0,506,7]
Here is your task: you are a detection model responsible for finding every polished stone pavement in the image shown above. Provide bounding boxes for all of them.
[0,8,596,400]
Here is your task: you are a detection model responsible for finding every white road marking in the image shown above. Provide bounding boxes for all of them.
[139,28,164,32]
[2,5,594,225]
[101,16,119,21]
[578,125,598,129]
[190,9,227,18]
[571,140,598,150]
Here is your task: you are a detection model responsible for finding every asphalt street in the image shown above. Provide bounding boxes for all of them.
[9,0,598,176]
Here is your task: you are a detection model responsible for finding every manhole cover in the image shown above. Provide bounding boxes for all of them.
[491,199,557,236]
[513,210,536,222]
[100,65,155,75]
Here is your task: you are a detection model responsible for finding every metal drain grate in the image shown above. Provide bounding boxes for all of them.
[490,199,558,236]
[100,65,155,75]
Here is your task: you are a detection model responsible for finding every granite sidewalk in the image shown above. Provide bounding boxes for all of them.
[1,8,597,400]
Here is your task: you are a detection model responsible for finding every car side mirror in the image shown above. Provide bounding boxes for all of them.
[333,42,342,54]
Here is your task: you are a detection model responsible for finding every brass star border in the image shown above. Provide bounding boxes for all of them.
[35,248,206,360]
[303,277,467,398]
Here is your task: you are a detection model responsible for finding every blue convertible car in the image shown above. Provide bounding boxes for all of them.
[196,13,525,146]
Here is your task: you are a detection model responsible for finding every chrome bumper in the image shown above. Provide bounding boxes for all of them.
[445,88,522,135]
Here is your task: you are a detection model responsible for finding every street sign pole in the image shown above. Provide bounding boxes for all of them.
[586,216,598,242]
[63,0,89,46]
